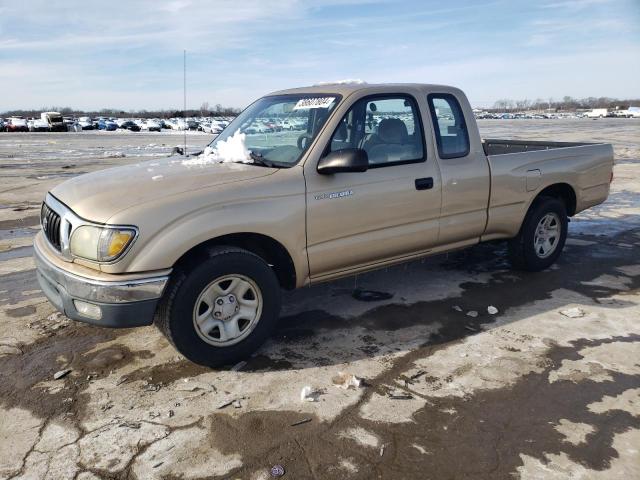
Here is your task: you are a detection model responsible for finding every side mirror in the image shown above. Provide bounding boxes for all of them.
[317,148,368,175]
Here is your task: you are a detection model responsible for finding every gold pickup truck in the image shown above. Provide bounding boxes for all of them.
[34,83,614,366]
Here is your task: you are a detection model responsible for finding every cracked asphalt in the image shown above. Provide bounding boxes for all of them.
[1,120,639,479]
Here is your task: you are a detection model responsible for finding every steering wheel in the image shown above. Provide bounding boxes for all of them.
[297,133,313,150]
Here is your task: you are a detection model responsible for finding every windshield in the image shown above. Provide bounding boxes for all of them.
[205,94,340,167]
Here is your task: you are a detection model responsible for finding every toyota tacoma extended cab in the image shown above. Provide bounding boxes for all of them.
[34,83,614,367]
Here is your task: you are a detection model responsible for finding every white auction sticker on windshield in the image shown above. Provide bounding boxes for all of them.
[293,97,335,110]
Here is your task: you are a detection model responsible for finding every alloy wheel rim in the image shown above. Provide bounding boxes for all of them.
[192,274,263,346]
[534,212,561,259]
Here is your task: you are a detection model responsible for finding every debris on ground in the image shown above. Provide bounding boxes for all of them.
[487,305,499,315]
[332,372,363,389]
[464,325,479,332]
[300,385,318,402]
[560,307,586,318]
[452,305,463,312]
[409,370,426,382]
[270,464,285,477]
[53,368,72,380]
[388,390,413,400]
[143,382,163,392]
[231,360,247,372]
[218,396,248,410]
[352,289,394,302]
[28,312,70,336]
[173,379,215,392]
[466,310,478,318]
[119,421,141,429]
[217,399,234,410]
[291,418,312,427]
[379,444,386,457]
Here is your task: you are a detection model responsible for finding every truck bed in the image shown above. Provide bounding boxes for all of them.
[482,139,594,156]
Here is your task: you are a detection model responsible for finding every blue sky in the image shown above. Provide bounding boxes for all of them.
[0,0,638,110]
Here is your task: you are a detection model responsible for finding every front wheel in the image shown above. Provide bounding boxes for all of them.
[156,247,281,367]
[508,197,568,271]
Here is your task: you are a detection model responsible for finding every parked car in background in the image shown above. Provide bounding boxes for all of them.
[171,119,185,130]
[210,122,225,134]
[41,112,66,131]
[97,119,118,131]
[63,117,76,130]
[6,117,29,132]
[77,117,94,130]
[585,108,607,118]
[198,122,213,133]
[28,118,50,132]
[143,119,162,132]
[199,122,224,134]
[119,120,141,132]
[627,106,640,118]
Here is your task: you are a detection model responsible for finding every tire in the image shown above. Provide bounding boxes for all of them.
[508,197,568,271]
[156,246,281,367]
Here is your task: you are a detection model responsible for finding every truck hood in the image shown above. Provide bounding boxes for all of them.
[51,156,277,223]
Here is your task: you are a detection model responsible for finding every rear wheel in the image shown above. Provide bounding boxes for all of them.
[156,247,281,367]
[508,197,568,271]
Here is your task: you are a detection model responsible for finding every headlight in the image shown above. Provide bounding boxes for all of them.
[70,226,136,262]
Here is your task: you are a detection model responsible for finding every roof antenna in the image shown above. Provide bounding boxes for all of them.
[183,49,187,156]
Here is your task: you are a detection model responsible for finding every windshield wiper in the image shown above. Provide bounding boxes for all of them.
[248,152,288,168]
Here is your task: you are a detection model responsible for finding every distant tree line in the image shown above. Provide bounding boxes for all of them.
[1,102,241,118]
[490,96,640,112]
[5,95,639,117]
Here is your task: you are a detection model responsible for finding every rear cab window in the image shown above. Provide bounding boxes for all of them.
[427,93,470,159]
[328,95,425,168]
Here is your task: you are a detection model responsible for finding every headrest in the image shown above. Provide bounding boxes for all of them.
[378,118,408,144]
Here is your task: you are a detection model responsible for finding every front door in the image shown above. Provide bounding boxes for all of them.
[304,94,442,280]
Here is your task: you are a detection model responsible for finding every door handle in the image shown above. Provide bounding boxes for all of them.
[415,177,434,190]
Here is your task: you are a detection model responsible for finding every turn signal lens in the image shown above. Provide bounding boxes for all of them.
[99,229,136,262]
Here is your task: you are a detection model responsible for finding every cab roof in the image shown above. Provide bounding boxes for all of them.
[269,82,462,98]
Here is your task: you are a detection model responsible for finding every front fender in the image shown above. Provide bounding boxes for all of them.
[99,168,308,284]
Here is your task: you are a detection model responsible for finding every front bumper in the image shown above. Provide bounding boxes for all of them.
[34,241,170,328]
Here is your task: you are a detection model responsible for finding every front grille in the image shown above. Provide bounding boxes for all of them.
[41,202,62,251]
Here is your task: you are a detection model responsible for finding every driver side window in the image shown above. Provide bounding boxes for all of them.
[328,95,425,167]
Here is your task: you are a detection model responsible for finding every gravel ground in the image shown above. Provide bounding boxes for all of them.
[0,120,639,479]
